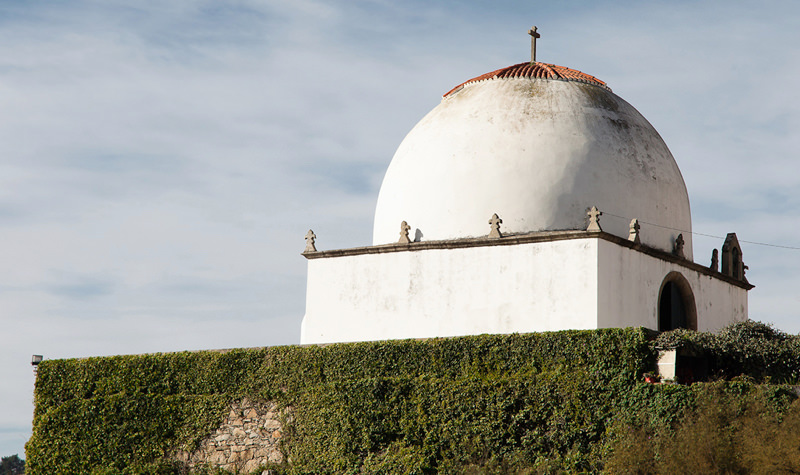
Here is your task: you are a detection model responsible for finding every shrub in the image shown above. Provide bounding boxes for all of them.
[605,382,800,474]
[653,320,800,383]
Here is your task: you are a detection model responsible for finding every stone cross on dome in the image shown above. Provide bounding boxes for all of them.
[528,26,540,63]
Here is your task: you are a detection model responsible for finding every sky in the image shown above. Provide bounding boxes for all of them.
[1,0,799,458]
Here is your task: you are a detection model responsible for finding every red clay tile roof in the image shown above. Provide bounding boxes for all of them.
[443,62,609,97]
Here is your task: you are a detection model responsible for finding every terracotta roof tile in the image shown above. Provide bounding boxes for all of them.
[443,62,609,97]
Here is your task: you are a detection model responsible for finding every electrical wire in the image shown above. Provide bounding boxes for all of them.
[600,211,800,251]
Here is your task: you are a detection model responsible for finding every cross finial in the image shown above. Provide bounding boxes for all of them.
[587,206,602,232]
[304,229,317,253]
[528,26,540,63]
[488,213,503,238]
[398,221,411,244]
[628,218,641,244]
[673,233,685,259]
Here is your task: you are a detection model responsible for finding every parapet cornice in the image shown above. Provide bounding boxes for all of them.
[302,230,754,291]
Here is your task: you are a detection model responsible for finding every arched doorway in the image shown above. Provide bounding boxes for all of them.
[658,272,697,331]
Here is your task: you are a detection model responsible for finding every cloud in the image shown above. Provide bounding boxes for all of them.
[1,0,799,458]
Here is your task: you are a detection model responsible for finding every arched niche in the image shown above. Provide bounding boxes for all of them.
[721,233,745,281]
[658,271,697,331]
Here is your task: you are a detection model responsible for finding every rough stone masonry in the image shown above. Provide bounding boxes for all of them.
[174,397,286,473]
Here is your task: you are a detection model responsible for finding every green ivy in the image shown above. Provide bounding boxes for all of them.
[25,324,800,474]
[654,320,800,383]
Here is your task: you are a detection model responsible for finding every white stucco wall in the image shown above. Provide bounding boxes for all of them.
[596,239,747,332]
[301,236,748,345]
[301,239,599,344]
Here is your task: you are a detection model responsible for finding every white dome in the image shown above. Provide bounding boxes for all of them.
[373,62,692,258]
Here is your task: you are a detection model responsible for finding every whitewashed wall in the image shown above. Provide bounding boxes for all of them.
[302,239,599,344]
[597,239,748,332]
[301,237,748,344]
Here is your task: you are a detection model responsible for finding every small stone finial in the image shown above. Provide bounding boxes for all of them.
[304,229,317,253]
[673,234,685,259]
[488,213,503,238]
[628,218,641,244]
[710,249,719,272]
[586,206,602,232]
[528,26,541,63]
[398,221,411,244]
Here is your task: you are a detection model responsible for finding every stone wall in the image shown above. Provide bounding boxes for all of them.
[174,398,286,473]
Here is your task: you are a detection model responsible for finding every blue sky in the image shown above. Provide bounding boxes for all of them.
[1,0,799,458]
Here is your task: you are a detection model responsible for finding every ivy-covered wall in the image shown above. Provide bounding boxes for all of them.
[26,323,800,474]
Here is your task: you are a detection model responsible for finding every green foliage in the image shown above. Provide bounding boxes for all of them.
[0,454,25,475]
[605,382,800,474]
[28,329,650,474]
[654,320,800,383]
[26,322,800,474]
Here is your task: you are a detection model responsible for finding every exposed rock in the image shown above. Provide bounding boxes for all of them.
[173,399,287,472]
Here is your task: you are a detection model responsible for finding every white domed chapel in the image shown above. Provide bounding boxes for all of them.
[300,34,752,344]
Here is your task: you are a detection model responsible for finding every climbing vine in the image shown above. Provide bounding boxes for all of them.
[25,323,800,474]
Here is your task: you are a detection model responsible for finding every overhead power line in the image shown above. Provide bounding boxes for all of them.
[600,211,800,251]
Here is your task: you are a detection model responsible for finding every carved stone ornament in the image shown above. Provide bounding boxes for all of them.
[304,229,317,253]
[673,233,685,259]
[710,249,719,272]
[488,213,503,238]
[628,218,641,244]
[721,233,745,281]
[586,206,602,232]
[528,26,541,63]
[398,221,411,244]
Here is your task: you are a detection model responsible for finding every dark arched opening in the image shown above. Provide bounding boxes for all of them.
[658,272,697,331]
